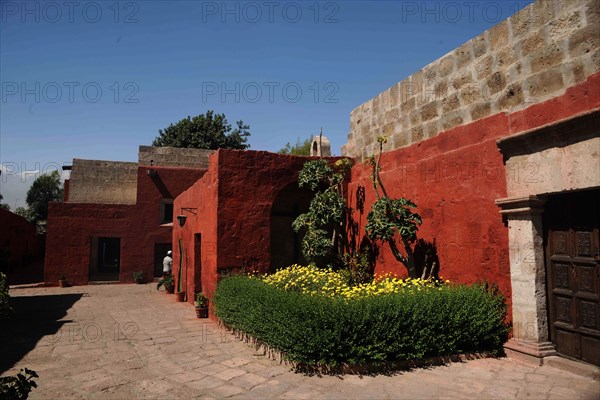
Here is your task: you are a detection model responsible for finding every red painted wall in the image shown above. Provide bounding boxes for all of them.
[174,72,599,319]
[173,153,219,305]
[172,150,343,309]
[45,71,600,326]
[45,202,135,284]
[347,114,511,305]
[346,72,600,319]
[508,72,600,133]
[45,166,204,285]
[0,208,44,283]
[216,150,325,274]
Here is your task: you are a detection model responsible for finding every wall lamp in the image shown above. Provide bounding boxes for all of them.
[177,207,198,227]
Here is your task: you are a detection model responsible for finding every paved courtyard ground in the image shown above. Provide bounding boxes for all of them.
[1,284,598,400]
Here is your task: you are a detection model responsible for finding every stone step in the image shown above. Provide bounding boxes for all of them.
[544,356,600,381]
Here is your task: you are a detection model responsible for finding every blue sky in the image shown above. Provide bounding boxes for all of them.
[0,0,533,208]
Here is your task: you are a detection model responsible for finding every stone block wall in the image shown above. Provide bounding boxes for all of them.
[68,159,138,204]
[342,0,600,160]
[66,147,213,205]
[138,146,213,168]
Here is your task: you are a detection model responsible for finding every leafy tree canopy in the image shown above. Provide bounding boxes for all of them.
[365,136,423,278]
[14,207,35,223]
[152,110,250,150]
[292,158,352,265]
[278,137,312,156]
[0,194,9,211]
[25,170,63,223]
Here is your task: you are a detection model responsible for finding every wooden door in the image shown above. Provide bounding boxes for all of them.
[545,189,600,366]
[98,237,120,273]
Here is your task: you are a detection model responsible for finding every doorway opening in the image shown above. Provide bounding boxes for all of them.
[89,237,121,281]
[154,243,172,277]
[270,183,313,271]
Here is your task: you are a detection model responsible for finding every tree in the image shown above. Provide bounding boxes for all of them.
[152,110,250,150]
[14,207,35,223]
[0,273,12,320]
[0,194,9,211]
[25,170,63,223]
[278,137,312,156]
[365,137,423,278]
[292,158,352,265]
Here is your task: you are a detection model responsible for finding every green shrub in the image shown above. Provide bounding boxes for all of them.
[0,272,12,320]
[133,270,144,283]
[214,275,508,366]
[157,274,174,290]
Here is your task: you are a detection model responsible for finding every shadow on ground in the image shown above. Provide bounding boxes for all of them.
[0,293,83,374]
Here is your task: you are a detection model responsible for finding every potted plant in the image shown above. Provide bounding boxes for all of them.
[133,270,144,284]
[175,290,185,302]
[194,292,209,318]
[58,274,68,288]
[157,274,174,293]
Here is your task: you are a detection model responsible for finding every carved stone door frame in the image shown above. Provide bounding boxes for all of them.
[496,109,600,365]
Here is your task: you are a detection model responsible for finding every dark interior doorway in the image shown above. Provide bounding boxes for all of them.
[90,237,120,281]
[270,183,313,271]
[154,243,172,277]
[544,188,600,366]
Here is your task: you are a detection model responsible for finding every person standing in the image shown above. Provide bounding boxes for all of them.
[163,250,173,275]
[157,250,173,290]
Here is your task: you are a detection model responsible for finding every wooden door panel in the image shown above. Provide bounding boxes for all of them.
[575,231,593,257]
[578,299,599,330]
[556,330,579,357]
[545,189,600,366]
[555,295,574,325]
[552,262,571,290]
[552,231,569,255]
[577,265,596,294]
[581,336,600,365]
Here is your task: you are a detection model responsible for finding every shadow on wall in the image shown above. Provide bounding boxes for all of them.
[348,185,441,278]
[4,259,45,286]
[413,239,440,279]
[0,293,83,374]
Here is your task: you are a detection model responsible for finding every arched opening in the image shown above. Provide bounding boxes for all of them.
[270,183,313,272]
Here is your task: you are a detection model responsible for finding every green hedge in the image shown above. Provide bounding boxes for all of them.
[214,275,508,365]
[0,273,12,320]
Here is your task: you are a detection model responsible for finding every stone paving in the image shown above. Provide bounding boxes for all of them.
[1,284,598,400]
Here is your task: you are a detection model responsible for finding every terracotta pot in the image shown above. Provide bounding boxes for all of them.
[58,280,68,288]
[165,285,174,294]
[175,291,185,302]
[195,306,209,318]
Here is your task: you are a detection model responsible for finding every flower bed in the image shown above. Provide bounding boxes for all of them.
[214,267,508,366]
[263,264,445,299]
